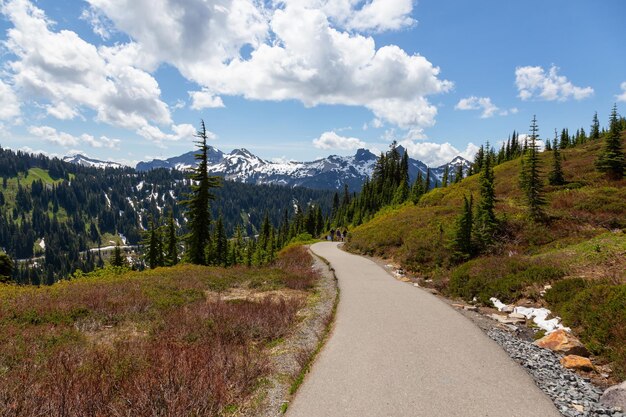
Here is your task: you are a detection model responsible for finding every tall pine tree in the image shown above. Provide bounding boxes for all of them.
[182,120,221,265]
[165,212,178,266]
[519,115,545,221]
[596,105,625,180]
[548,130,565,186]
[474,155,497,250]
[453,194,473,260]
[590,111,601,140]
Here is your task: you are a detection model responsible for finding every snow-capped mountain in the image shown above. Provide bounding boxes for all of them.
[135,148,224,171]
[431,156,473,183]
[136,146,470,191]
[63,154,123,169]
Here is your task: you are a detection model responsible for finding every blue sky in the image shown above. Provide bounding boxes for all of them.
[0,0,624,167]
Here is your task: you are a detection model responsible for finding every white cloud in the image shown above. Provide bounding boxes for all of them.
[322,0,416,32]
[45,102,79,120]
[28,125,121,149]
[2,0,173,139]
[617,82,626,102]
[137,123,203,142]
[398,140,479,167]
[28,126,80,147]
[313,131,366,150]
[86,0,451,130]
[515,65,594,101]
[455,96,518,118]
[81,134,120,149]
[455,96,499,118]
[0,79,21,120]
[190,89,225,110]
[80,5,114,40]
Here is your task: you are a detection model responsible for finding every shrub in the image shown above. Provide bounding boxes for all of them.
[448,256,565,304]
[556,284,626,378]
[544,278,588,310]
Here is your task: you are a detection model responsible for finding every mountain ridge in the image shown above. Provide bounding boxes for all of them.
[130,146,470,191]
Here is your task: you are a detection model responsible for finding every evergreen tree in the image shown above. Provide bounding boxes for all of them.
[590,111,601,140]
[211,215,228,266]
[0,250,13,282]
[165,212,178,266]
[519,115,546,221]
[474,155,497,250]
[442,165,449,187]
[181,120,221,265]
[454,163,464,183]
[596,105,625,180]
[410,172,425,204]
[453,194,473,260]
[548,131,565,186]
[111,243,125,268]
[146,221,163,269]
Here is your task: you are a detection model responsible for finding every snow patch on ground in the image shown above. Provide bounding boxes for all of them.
[513,306,571,334]
[490,297,570,334]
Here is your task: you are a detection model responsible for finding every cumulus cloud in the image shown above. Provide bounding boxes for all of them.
[0,79,21,120]
[398,140,479,167]
[190,89,225,110]
[2,0,174,140]
[313,131,366,150]
[455,96,499,118]
[617,82,626,102]
[455,96,518,118]
[85,0,451,130]
[80,5,114,40]
[137,123,203,142]
[515,65,594,101]
[28,125,121,149]
[322,0,416,32]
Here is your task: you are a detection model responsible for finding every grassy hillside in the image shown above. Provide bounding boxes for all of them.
[0,245,319,416]
[346,134,626,377]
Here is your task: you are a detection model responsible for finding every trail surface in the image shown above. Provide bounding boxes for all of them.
[287,242,560,417]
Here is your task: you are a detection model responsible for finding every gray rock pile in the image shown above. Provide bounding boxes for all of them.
[487,328,624,417]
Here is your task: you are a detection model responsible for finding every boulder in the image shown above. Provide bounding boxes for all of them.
[560,355,594,372]
[533,329,589,357]
[600,381,626,410]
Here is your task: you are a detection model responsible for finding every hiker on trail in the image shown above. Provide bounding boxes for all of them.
[342,229,348,242]
[336,229,342,242]
[330,229,335,242]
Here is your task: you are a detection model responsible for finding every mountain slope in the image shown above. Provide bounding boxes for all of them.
[63,154,123,169]
[135,146,469,191]
[345,133,626,378]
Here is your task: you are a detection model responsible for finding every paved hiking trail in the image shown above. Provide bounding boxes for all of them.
[286,242,560,417]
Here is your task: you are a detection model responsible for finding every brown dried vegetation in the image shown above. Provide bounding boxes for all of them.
[0,246,318,416]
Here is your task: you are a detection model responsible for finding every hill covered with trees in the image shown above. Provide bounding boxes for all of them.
[341,108,626,377]
[0,147,334,283]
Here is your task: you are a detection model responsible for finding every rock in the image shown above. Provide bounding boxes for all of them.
[572,403,584,412]
[452,303,464,309]
[427,288,438,295]
[463,305,479,312]
[501,305,514,313]
[533,329,590,357]
[560,355,595,372]
[489,314,526,324]
[601,381,626,410]
[508,312,527,320]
